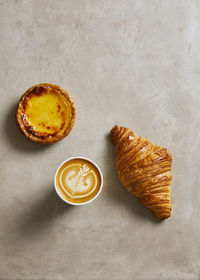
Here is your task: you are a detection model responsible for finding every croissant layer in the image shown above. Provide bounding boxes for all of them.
[111,125,172,219]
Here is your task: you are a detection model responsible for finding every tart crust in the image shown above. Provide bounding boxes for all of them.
[16,83,76,143]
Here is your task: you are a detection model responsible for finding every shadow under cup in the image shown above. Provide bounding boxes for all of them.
[54,157,103,205]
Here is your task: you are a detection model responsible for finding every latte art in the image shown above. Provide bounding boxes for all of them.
[60,163,98,198]
[55,158,102,204]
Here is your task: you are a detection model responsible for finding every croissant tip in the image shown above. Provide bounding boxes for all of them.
[110,125,121,144]
[156,211,171,220]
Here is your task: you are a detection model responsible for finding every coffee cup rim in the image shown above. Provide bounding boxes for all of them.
[54,156,103,206]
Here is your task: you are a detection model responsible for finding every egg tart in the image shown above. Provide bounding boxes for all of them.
[16,83,76,143]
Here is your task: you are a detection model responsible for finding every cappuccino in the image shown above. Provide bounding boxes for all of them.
[55,158,102,204]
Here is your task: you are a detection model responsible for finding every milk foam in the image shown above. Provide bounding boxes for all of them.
[59,162,98,199]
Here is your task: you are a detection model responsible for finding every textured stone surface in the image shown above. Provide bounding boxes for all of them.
[0,0,200,279]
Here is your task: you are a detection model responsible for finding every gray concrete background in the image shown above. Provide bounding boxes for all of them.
[0,0,200,279]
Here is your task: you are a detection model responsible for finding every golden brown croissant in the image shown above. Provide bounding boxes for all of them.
[111,125,172,220]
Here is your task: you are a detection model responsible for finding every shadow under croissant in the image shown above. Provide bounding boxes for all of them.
[105,133,163,224]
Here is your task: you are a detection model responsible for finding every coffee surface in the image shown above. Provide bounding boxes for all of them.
[56,158,101,203]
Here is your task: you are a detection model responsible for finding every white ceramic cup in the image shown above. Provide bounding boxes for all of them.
[54,156,103,206]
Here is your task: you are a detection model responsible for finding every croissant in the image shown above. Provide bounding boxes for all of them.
[111,125,172,220]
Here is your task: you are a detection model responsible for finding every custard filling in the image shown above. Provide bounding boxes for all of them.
[23,90,72,135]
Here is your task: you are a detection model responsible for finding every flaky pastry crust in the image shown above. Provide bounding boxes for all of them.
[16,83,76,144]
[111,125,172,220]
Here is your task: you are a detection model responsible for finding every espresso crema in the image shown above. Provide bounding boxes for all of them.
[55,158,102,204]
